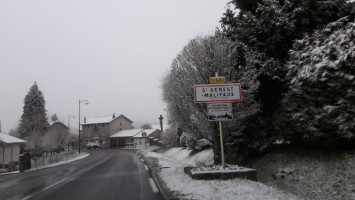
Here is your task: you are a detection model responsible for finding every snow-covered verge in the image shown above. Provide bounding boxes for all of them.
[247,148,355,200]
[27,152,89,172]
[140,147,298,200]
[0,152,89,175]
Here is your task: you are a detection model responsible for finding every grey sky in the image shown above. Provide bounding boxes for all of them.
[0,0,229,133]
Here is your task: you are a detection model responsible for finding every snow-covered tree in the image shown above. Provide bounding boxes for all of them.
[141,123,153,129]
[24,132,44,156]
[18,82,49,139]
[217,0,354,157]
[44,126,69,153]
[274,17,355,147]
[162,35,269,162]
[161,123,179,148]
[51,114,58,123]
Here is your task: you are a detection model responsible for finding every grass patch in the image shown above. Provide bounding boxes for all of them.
[245,147,355,200]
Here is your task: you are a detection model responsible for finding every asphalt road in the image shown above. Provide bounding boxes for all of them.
[0,149,164,200]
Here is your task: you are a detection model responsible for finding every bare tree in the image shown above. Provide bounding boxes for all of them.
[161,123,179,148]
[162,35,244,164]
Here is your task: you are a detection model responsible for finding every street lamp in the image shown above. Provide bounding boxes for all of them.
[79,99,89,153]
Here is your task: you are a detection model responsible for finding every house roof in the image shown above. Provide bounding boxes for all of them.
[49,122,69,129]
[0,133,27,144]
[133,129,159,138]
[110,129,144,138]
[83,114,133,125]
[119,114,134,123]
[85,116,113,125]
[110,128,159,138]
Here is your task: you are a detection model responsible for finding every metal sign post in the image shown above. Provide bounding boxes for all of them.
[211,73,227,167]
[219,121,225,167]
[194,73,242,168]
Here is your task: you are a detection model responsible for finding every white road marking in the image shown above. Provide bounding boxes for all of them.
[42,177,69,191]
[144,165,149,171]
[141,158,144,162]
[22,196,32,200]
[149,178,159,193]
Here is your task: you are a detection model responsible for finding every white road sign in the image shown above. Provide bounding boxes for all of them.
[194,83,242,103]
[208,103,233,121]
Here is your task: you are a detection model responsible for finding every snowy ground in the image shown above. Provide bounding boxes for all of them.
[140,147,298,200]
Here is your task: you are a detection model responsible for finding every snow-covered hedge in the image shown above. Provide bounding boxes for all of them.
[274,17,355,147]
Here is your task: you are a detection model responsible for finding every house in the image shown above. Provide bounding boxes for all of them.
[48,121,69,133]
[47,121,70,150]
[0,132,26,169]
[81,114,133,147]
[109,128,161,149]
[132,129,161,149]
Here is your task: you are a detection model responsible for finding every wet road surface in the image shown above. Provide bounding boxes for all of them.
[0,149,164,200]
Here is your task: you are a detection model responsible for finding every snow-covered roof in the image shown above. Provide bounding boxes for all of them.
[85,116,113,125]
[110,128,159,138]
[133,129,159,138]
[83,114,133,125]
[0,133,27,144]
[110,129,144,138]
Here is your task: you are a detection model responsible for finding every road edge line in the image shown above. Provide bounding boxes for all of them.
[137,152,167,200]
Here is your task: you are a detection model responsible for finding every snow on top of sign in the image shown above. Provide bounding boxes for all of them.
[0,133,27,144]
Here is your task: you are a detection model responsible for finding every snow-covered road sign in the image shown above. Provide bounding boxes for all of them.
[208,103,233,121]
[194,83,242,103]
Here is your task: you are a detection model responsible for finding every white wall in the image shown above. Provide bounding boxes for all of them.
[0,144,20,166]
[133,138,149,149]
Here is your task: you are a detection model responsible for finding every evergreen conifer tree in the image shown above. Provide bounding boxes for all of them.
[51,113,58,122]
[18,82,49,138]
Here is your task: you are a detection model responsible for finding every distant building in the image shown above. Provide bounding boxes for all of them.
[48,121,69,135]
[109,128,161,149]
[82,114,133,147]
[0,132,26,169]
[47,121,70,150]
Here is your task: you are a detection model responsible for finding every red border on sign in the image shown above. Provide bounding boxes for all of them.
[194,83,242,103]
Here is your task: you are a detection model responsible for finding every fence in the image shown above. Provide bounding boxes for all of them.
[31,151,78,168]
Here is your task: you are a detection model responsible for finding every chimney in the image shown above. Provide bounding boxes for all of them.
[113,113,115,119]
[84,117,86,124]
[159,115,164,132]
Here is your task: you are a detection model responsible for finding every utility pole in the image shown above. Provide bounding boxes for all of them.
[78,99,89,153]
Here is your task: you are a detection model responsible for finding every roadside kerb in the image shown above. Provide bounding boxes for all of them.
[137,152,167,200]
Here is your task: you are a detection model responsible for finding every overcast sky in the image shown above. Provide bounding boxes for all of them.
[0,0,229,133]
